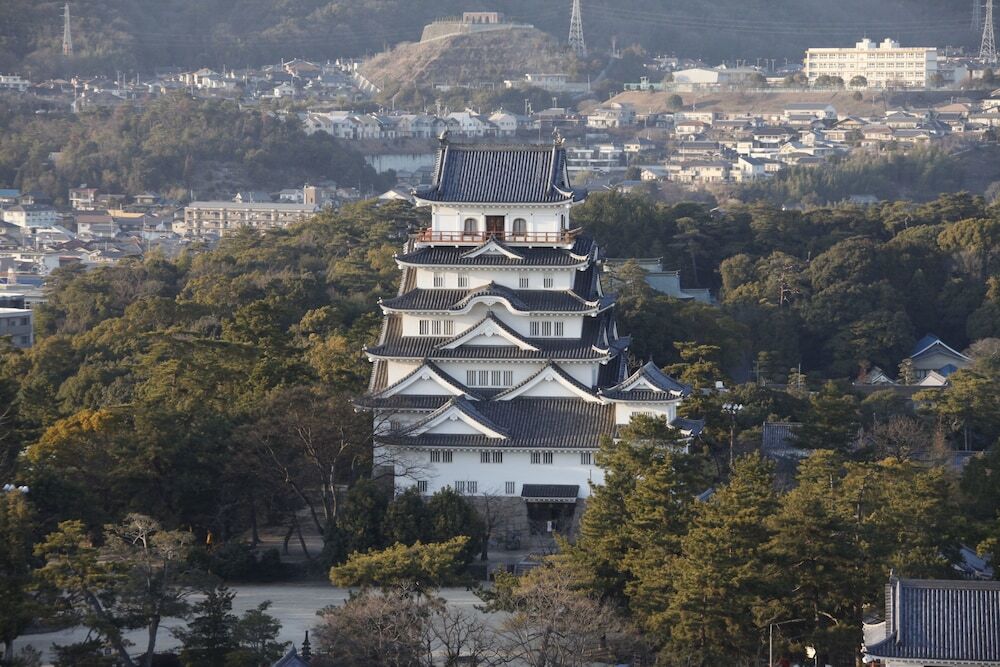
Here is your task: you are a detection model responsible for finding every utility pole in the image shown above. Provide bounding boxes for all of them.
[982,0,997,63]
[569,0,587,58]
[62,3,74,57]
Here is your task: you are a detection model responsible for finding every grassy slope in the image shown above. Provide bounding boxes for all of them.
[359,27,573,94]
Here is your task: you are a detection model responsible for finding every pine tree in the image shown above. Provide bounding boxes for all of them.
[663,454,777,667]
[174,585,239,667]
[571,436,648,602]
[764,452,864,666]
[623,449,706,639]
[382,487,429,546]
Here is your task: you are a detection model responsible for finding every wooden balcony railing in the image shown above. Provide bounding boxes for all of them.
[414,230,577,244]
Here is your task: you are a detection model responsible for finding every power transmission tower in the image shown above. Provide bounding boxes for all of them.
[568,0,587,58]
[62,3,73,57]
[983,0,997,62]
[974,0,983,31]
[983,0,997,63]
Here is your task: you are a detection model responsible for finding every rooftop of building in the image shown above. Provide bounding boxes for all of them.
[414,140,585,205]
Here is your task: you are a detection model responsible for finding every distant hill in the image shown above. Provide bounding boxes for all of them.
[0,0,975,78]
[359,26,574,97]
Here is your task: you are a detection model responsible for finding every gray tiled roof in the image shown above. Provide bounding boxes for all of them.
[403,397,616,449]
[380,284,598,313]
[600,361,690,400]
[670,416,706,436]
[396,237,594,267]
[365,312,623,362]
[866,578,1000,663]
[415,143,583,204]
[522,484,580,498]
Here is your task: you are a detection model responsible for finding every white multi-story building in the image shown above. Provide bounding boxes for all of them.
[360,138,700,535]
[804,38,937,89]
[178,201,319,238]
[2,205,59,229]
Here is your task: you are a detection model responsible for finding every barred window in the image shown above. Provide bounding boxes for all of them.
[505,481,516,494]
[481,451,490,464]
[492,451,503,463]
[581,452,592,465]
[458,274,469,288]
[454,481,466,494]
[467,481,478,494]
[543,452,553,464]
[417,480,429,493]
[530,451,541,464]
[433,272,445,287]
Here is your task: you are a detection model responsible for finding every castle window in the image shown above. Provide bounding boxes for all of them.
[543,275,554,288]
[433,272,445,287]
[512,218,527,236]
[519,275,530,288]
[463,218,478,235]
[581,452,592,465]
[417,480,429,493]
[458,274,469,288]
[505,481,516,494]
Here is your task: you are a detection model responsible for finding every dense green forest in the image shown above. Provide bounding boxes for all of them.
[2,193,1000,664]
[735,146,1000,207]
[0,95,388,203]
[0,0,972,78]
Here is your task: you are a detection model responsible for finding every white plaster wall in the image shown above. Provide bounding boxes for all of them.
[413,266,578,290]
[613,401,678,425]
[392,447,604,498]
[430,204,571,234]
[398,307,585,338]
[385,360,422,384]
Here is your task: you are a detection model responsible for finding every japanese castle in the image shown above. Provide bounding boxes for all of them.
[360,136,700,533]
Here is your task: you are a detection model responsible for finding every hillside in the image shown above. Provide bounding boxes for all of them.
[0,0,973,78]
[359,27,574,96]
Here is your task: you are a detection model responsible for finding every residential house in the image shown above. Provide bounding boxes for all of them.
[488,111,519,137]
[69,186,99,210]
[586,103,636,129]
[75,214,118,239]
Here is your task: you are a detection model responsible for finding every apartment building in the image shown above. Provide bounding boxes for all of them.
[805,38,937,88]
[179,201,319,238]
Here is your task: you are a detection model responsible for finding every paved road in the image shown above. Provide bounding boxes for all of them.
[13,583,490,664]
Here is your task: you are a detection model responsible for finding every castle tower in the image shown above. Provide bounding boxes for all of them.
[359,137,699,534]
[569,0,587,58]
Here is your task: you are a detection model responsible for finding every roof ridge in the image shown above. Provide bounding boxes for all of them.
[492,360,598,401]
